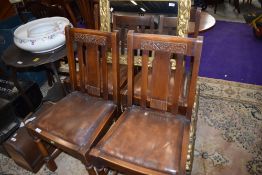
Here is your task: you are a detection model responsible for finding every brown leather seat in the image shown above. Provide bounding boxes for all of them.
[34,91,116,148]
[91,106,189,174]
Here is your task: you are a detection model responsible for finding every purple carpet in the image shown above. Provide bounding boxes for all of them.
[199,20,262,85]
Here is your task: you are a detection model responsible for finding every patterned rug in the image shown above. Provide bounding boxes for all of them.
[0,77,261,175]
[192,77,262,175]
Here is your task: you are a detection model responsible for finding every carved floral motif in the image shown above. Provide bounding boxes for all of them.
[73,33,107,46]
[141,40,187,54]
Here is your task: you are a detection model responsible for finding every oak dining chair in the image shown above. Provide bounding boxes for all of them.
[90,31,204,175]
[22,1,76,26]
[113,15,155,55]
[158,7,201,37]
[26,27,120,175]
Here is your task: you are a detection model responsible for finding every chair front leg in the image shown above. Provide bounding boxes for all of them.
[34,137,57,171]
[111,170,118,175]
[86,164,97,175]
[96,167,109,175]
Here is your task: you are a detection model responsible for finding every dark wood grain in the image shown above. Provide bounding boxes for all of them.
[159,8,215,37]
[2,45,67,68]
[140,50,149,108]
[113,15,154,55]
[127,30,134,107]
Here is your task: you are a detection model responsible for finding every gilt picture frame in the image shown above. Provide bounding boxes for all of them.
[99,0,192,37]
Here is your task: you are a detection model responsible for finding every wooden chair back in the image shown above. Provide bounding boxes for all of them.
[158,7,201,37]
[18,1,77,26]
[65,26,120,104]
[158,15,178,35]
[189,7,202,37]
[75,0,96,29]
[41,0,78,26]
[113,15,154,55]
[127,30,203,119]
[25,1,67,19]
[94,0,100,30]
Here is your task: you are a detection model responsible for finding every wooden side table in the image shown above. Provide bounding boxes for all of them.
[189,11,216,34]
[2,44,67,102]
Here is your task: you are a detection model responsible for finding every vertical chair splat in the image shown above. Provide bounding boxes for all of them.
[149,51,172,111]
[171,54,185,115]
[140,50,149,108]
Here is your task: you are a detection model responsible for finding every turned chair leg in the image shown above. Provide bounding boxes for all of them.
[86,165,97,175]
[96,167,109,175]
[34,138,57,171]
[111,171,118,175]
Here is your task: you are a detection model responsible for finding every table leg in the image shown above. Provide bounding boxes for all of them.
[42,62,67,102]
[45,69,54,87]
[11,67,34,111]
[50,62,61,84]
[50,62,67,94]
